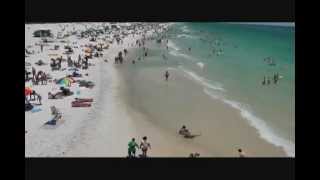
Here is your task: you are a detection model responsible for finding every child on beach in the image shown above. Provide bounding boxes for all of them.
[140,136,151,158]
[238,149,246,157]
[128,138,139,158]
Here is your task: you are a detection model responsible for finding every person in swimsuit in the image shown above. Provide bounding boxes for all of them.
[262,76,266,85]
[179,125,190,136]
[140,136,151,158]
[238,149,246,157]
[165,70,170,81]
[128,138,139,158]
[267,77,271,85]
[179,125,201,139]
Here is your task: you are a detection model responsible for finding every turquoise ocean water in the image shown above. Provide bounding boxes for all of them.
[138,22,295,156]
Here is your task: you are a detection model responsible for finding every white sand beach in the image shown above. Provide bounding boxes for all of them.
[25,23,209,157]
[25,22,290,157]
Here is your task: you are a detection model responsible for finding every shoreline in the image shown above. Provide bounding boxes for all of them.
[115,38,288,157]
[26,23,292,157]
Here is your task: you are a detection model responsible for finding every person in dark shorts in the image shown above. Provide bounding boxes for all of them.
[262,76,266,85]
[165,70,170,81]
[128,138,139,158]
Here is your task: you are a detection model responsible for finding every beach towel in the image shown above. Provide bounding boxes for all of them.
[45,119,57,125]
[71,101,91,107]
[31,108,42,113]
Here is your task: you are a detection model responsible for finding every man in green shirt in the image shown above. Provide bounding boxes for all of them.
[128,138,139,158]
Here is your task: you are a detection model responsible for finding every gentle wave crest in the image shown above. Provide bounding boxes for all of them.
[203,88,295,157]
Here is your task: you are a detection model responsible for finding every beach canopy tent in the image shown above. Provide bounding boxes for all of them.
[33,29,53,38]
[25,87,33,95]
[57,77,75,87]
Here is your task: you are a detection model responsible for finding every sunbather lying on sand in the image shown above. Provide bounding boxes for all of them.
[48,92,63,99]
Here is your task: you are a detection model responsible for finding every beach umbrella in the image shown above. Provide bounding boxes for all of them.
[25,87,33,95]
[68,68,80,71]
[59,79,70,87]
[57,77,71,87]
[65,77,75,83]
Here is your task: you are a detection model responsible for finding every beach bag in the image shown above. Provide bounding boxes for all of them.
[25,103,33,111]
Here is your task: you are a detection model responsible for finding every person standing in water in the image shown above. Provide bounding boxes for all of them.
[128,138,139,158]
[267,77,271,85]
[165,70,170,81]
[140,136,151,158]
[262,76,266,85]
[274,73,279,84]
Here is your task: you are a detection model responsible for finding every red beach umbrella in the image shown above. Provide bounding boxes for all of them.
[25,87,33,95]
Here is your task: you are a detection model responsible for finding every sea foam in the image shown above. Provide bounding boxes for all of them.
[177,34,195,39]
[203,88,295,157]
[179,66,225,92]
[178,64,295,157]
[196,62,205,69]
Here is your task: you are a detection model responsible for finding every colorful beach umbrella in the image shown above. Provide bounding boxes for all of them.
[25,87,33,95]
[57,77,75,87]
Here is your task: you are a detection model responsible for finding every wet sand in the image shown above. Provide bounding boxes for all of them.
[116,47,287,157]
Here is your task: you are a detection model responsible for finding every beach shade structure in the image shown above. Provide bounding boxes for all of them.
[57,77,75,87]
[33,29,52,38]
[25,87,33,96]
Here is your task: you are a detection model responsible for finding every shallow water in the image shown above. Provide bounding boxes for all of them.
[117,23,295,156]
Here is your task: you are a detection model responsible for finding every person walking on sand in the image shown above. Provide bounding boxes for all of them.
[40,44,43,52]
[32,67,36,79]
[128,138,139,158]
[140,136,151,158]
[165,70,170,81]
[36,93,42,105]
[238,148,246,157]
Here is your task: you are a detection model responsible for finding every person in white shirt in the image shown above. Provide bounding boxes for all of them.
[238,148,246,157]
[140,136,151,158]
